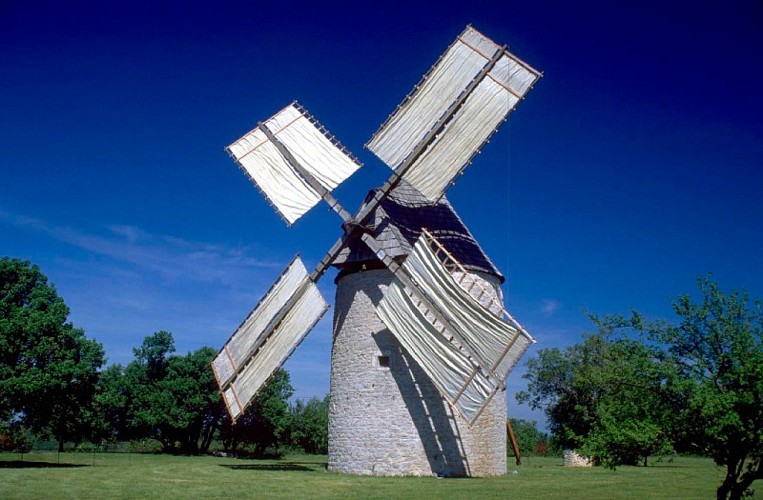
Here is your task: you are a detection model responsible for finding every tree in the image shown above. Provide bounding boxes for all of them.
[133,330,174,380]
[289,395,329,454]
[155,346,223,454]
[612,277,763,499]
[517,333,610,450]
[92,364,130,443]
[219,369,293,456]
[0,257,104,451]
[121,331,176,447]
[517,329,673,467]
[118,332,224,453]
[578,332,674,468]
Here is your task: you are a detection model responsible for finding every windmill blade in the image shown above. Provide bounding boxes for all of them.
[376,281,501,425]
[420,228,535,380]
[367,25,541,202]
[406,231,535,381]
[211,256,329,421]
[295,25,541,282]
[359,233,500,383]
[227,102,362,226]
[374,232,534,424]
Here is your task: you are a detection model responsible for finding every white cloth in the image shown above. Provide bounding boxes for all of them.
[367,26,540,202]
[212,257,328,420]
[377,280,499,423]
[376,234,533,423]
[227,103,361,224]
[401,236,533,380]
[224,281,326,420]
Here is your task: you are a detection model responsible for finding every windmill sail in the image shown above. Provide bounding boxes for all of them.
[410,231,535,380]
[376,282,499,424]
[367,25,541,202]
[211,256,329,420]
[227,102,362,225]
[375,232,534,424]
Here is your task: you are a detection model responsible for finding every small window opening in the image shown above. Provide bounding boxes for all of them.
[378,355,390,368]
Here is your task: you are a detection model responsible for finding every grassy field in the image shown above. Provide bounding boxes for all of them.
[1,452,758,499]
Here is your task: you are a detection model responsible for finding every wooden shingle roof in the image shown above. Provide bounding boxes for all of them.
[333,181,504,283]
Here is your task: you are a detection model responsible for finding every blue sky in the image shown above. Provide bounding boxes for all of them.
[2,1,762,427]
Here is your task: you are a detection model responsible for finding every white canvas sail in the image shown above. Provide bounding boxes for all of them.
[227,103,361,225]
[367,26,540,202]
[375,233,534,423]
[377,280,500,424]
[402,234,534,380]
[221,281,327,420]
[211,256,329,420]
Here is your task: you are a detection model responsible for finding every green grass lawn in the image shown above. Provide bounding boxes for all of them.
[0,452,758,499]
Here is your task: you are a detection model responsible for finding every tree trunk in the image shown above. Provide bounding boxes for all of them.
[200,422,217,453]
[729,462,763,500]
[184,437,198,455]
[58,437,65,453]
[717,460,744,500]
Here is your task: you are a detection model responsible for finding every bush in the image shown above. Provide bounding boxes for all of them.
[129,439,163,454]
[74,442,98,453]
[0,425,33,453]
[0,433,12,451]
[533,440,549,456]
[289,396,329,455]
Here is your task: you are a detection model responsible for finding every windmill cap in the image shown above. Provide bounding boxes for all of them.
[333,180,504,283]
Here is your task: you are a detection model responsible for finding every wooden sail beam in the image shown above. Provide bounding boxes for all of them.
[257,122,354,223]
[507,418,522,466]
[359,232,500,386]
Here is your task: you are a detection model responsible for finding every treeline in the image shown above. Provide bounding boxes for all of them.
[0,257,327,456]
[91,331,329,456]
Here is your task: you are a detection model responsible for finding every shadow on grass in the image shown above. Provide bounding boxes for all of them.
[220,462,317,472]
[0,461,89,469]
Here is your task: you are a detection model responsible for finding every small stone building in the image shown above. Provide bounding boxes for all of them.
[328,182,508,476]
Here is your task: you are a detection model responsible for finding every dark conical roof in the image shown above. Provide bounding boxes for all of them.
[332,181,504,282]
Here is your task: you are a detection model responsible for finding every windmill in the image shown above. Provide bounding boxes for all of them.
[212,25,540,476]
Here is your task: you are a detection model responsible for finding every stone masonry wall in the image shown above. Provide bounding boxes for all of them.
[328,268,507,476]
[563,449,594,467]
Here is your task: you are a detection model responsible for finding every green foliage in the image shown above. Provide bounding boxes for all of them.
[517,325,673,466]
[133,330,175,380]
[517,334,608,449]
[91,364,130,442]
[0,422,32,452]
[522,276,763,499]
[0,257,105,451]
[508,418,552,457]
[219,369,293,456]
[129,439,164,453]
[637,277,763,499]
[580,333,674,468]
[94,333,224,454]
[581,415,673,468]
[289,396,329,454]
[145,345,223,454]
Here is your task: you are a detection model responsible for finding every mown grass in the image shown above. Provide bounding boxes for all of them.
[0,452,758,499]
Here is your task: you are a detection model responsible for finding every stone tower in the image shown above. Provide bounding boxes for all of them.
[327,182,508,477]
